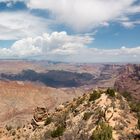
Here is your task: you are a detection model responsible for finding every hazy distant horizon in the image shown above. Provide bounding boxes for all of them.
[0,58,139,65]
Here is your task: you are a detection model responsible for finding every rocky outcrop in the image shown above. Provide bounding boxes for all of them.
[114,64,140,101]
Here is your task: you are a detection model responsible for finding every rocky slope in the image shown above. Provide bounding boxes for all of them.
[114,64,140,101]
[0,81,83,128]
[1,88,139,140]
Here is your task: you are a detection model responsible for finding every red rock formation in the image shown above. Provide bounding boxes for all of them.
[114,64,140,101]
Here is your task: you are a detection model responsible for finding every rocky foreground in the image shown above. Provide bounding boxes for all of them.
[0,88,140,140]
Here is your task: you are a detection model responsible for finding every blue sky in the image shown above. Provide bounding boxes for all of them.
[0,0,140,62]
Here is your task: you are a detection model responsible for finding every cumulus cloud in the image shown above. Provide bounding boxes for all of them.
[0,31,93,57]
[0,12,50,40]
[0,31,139,62]
[27,0,140,31]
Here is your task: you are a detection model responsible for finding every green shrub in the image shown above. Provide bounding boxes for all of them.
[129,102,140,113]
[89,90,101,102]
[83,112,93,121]
[44,117,52,126]
[91,122,113,140]
[122,91,131,101]
[106,88,115,97]
[76,97,84,106]
[51,125,65,138]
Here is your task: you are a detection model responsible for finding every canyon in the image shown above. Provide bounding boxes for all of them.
[0,60,139,140]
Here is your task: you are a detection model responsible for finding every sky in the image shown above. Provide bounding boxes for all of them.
[0,0,140,63]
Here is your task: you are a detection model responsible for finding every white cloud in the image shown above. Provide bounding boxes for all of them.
[27,0,48,9]
[121,21,135,28]
[121,20,140,28]
[0,0,140,31]
[0,31,139,62]
[11,37,41,56]
[0,12,50,40]
[63,46,140,63]
[27,0,140,31]
[126,5,140,13]
[0,31,93,57]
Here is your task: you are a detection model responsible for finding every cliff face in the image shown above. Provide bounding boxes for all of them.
[1,89,139,140]
[114,64,140,101]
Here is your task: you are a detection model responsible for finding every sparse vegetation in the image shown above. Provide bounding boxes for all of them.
[129,102,140,113]
[83,112,93,121]
[91,122,113,140]
[76,97,85,106]
[44,117,52,126]
[89,90,101,102]
[51,125,65,138]
[2,88,140,140]
[122,91,131,101]
[54,111,68,127]
[106,88,115,97]
[121,91,140,132]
